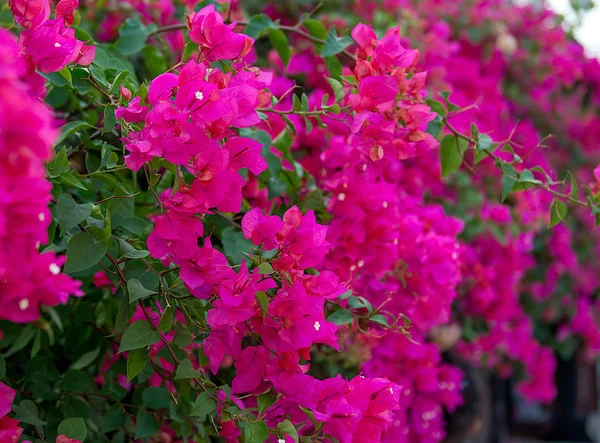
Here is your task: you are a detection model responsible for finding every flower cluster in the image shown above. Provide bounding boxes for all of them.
[10,0,95,73]
[0,382,22,442]
[0,29,82,323]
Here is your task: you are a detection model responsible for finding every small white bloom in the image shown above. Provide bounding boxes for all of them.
[313,321,321,331]
[54,42,62,48]
[338,193,346,201]
[357,259,365,268]
[278,440,286,443]
[49,263,61,275]
[350,265,357,272]
[38,212,45,222]
[35,242,41,249]
[19,299,29,311]
[382,201,388,208]
[389,387,394,394]
[195,91,204,100]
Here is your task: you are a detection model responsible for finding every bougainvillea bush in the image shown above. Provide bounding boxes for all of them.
[1,0,600,441]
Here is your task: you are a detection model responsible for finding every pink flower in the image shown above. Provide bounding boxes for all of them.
[8,0,50,29]
[56,435,82,443]
[186,5,253,61]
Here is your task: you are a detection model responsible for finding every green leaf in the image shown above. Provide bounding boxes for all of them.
[70,348,100,370]
[426,99,446,116]
[256,262,274,275]
[102,209,112,246]
[116,18,149,55]
[277,419,299,443]
[128,278,156,303]
[134,409,159,439]
[58,417,87,442]
[304,19,327,40]
[549,198,567,227]
[113,296,134,336]
[327,309,353,325]
[0,355,5,379]
[157,307,174,333]
[501,163,518,202]
[101,405,126,434]
[268,29,291,67]
[517,169,543,185]
[568,171,579,200]
[173,322,191,348]
[118,321,161,353]
[47,148,70,178]
[127,347,149,380]
[370,314,390,327]
[322,27,353,57]
[255,291,269,318]
[102,106,117,135]
[142,387,171,409]
[245,420,269,443]
[59,172,87,190]
[15,400,47,426]
[57,370,92,393]
[244,14,275,39]
[221,227,254,265]
[190,392,217,416]
[142,45,168,79]
[174,358,201,380]
[58,66,73,86]
[476,134,493,152]
[65,231,107,273]
[257,392,276,414]
[326,77,344,102]
[440,135,467,178]
[56,194,94,236]
[123,249,150,259]
[56,121,93,147]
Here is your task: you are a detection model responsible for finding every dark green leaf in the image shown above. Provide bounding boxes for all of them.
[59,172,87,190]
[58,417,87,442]
[65,232,107,273]
[190,392,217,416]
[157,308,174,333]
[174,358,201,380]
[304,19,327,40]
[327,309,353,325]
[476,134,493,152]
[101,405,127,434]
[56,194,94,235]
[47,148,70,178]
[370,314,390,327]
[517,169,543,185]
[57,370,92,393]
[128,278,156,303]
[501,163,518,202]
[15,400,47,426]
[245,420,269,443]
[118,321,161,353]
[127,347,149,380]
[56,121,93,147]
[134,409,159,439]
[142,387,171,409]
[257,392,276,414]
[70,348,100,370]
[277,419,299,443]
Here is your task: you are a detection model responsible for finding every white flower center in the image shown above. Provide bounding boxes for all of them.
[389,387,394,394]
[382,201,388,208]
[19,298,29,310]
[338,193,346,201]
[38,213,45,222]
[357,260,365,268]
[54,42,61,48]
[313,321,320,331]
[49,263,61,275]
[195,91,204,100]
[278,440,286,443]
